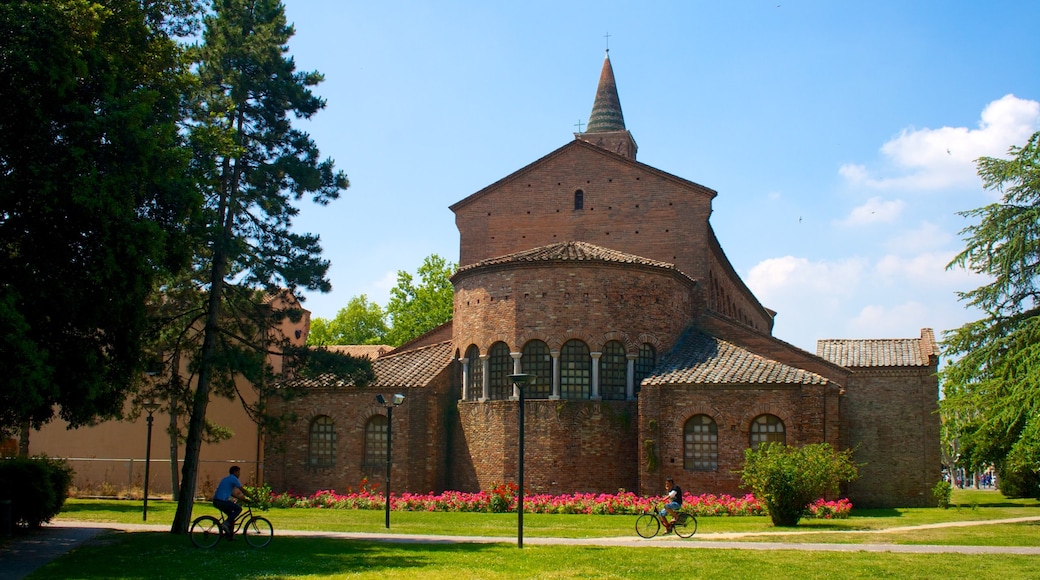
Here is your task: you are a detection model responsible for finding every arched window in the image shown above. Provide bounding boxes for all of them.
[308,415,335,467]
[465,344,482,400]
[574,189,584,210]
[487,342,512,400]
[521,340,553,399]
[560,339,591,399]
[600,341,627,400]
[634,343,656,393]
[750,414,786,450]
[684,415,718,471]
[363,414,388,469]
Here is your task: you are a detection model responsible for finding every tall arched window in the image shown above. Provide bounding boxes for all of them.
[634,343,656,393]
[308,415,335,467]
[574,189,584,210]
[487,342,512,400]
[560,339,591,399]
[363,415,388,469]
[521,340,553,399]
[600,341,627,400]
[684,415,718,471]
[750,414,786,450]
[465,344,482,400]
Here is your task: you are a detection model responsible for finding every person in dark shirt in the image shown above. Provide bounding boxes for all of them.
[660,477,682,529]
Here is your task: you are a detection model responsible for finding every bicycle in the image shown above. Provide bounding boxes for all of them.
[635,505,697,538]
[190,504,273,548]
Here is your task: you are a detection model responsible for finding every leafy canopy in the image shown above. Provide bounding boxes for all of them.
[0,0,199,435]
[941,131,1040,493]
[384,254,456,346]
[307,294,388,346]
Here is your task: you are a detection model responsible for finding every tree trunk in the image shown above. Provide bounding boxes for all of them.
[17,421,29,457]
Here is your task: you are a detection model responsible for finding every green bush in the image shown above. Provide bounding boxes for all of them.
[738,442,857,527]
[996,464,1040,498]
[0,455,74,528]
[933,480,953,508]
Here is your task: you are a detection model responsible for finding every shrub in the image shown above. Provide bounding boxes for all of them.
[738,442,857,527]
[933,480,953,509]
[996,464,1040,498]
[0,455,74,528]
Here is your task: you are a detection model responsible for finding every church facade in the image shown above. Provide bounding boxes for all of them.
[265,53,940,508]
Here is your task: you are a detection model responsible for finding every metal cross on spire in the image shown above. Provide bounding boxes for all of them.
[575,119,585,132]
[604,31,611,52]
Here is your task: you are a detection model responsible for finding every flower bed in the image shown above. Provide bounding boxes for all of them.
[261,481,851,519]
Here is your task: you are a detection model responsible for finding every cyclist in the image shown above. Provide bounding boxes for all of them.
[213,465,251,538]
[660,477,682,530]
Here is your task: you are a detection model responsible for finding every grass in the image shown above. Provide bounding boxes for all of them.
[19,489,1040,579]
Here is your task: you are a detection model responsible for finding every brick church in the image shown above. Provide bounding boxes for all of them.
[266,52,940,508]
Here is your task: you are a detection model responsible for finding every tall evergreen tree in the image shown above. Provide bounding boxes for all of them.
[0,0,200,436]
[941,131,1040,496]
[171,0,356,532]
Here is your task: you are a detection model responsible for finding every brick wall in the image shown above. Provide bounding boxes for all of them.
[452,261,697,355]
[452,143,715,282]
[843,367,941,507]
[637,382,840,497]
[453,399,638,494]
[264,365,457,496]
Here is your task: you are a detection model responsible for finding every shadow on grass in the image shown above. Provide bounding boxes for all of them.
[32,531,505,579]
[849,508,903,518]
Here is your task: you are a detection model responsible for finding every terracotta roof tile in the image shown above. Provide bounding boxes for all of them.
[816,337,930,367]
[283,341,454,389]
[644,331,829,386]
[456,240,680,275]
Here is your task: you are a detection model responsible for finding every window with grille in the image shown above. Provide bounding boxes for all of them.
[600,341,627,400]
[465,344,482,400]
[749,414,786,450]
[487,342,512,400]
[634,343,656,393]
[684,414,718,470]
[521,340,553,398]
[560,339,591,399]
[308,415,335,468]
[574,189,584,210]
[363,415,388,468]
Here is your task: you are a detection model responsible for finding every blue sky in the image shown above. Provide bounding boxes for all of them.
[284,0,1040,353]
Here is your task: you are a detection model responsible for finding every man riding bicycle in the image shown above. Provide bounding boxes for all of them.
[660,477,682,530]
[213,465,251,538]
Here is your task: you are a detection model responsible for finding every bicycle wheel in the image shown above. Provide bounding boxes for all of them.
[635,513,660,538]
[190,515,222,548]
[672,513,697,538]
[243,516,273,547]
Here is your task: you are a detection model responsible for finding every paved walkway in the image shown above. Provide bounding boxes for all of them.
[3,516,1040,579]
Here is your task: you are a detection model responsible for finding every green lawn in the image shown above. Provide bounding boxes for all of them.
[23,489,1040,579]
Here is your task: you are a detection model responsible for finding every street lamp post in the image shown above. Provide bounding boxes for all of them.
[376,393,405,529]
[141,399,161,522]
[508,373,533,549]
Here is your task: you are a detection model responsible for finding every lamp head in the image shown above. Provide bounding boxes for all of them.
[508,373,534,386]
[142,398,161,414]
[392,393,405,406]
[375,394,386,406]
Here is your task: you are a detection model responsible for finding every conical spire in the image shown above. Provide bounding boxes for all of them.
[586,51,626,132]
[575,51,637,159]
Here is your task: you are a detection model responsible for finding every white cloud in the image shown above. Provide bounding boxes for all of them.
[746,256,866,302]
[840,94,1040,191]
[882,221,952,253]
[837,196,905,226]
[848,302,931,338]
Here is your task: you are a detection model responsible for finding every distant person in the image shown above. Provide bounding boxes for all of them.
[213,465,251,538]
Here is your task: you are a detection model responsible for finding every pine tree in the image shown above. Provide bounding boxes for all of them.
[171,0,355,532]
[942,131,1040,496]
